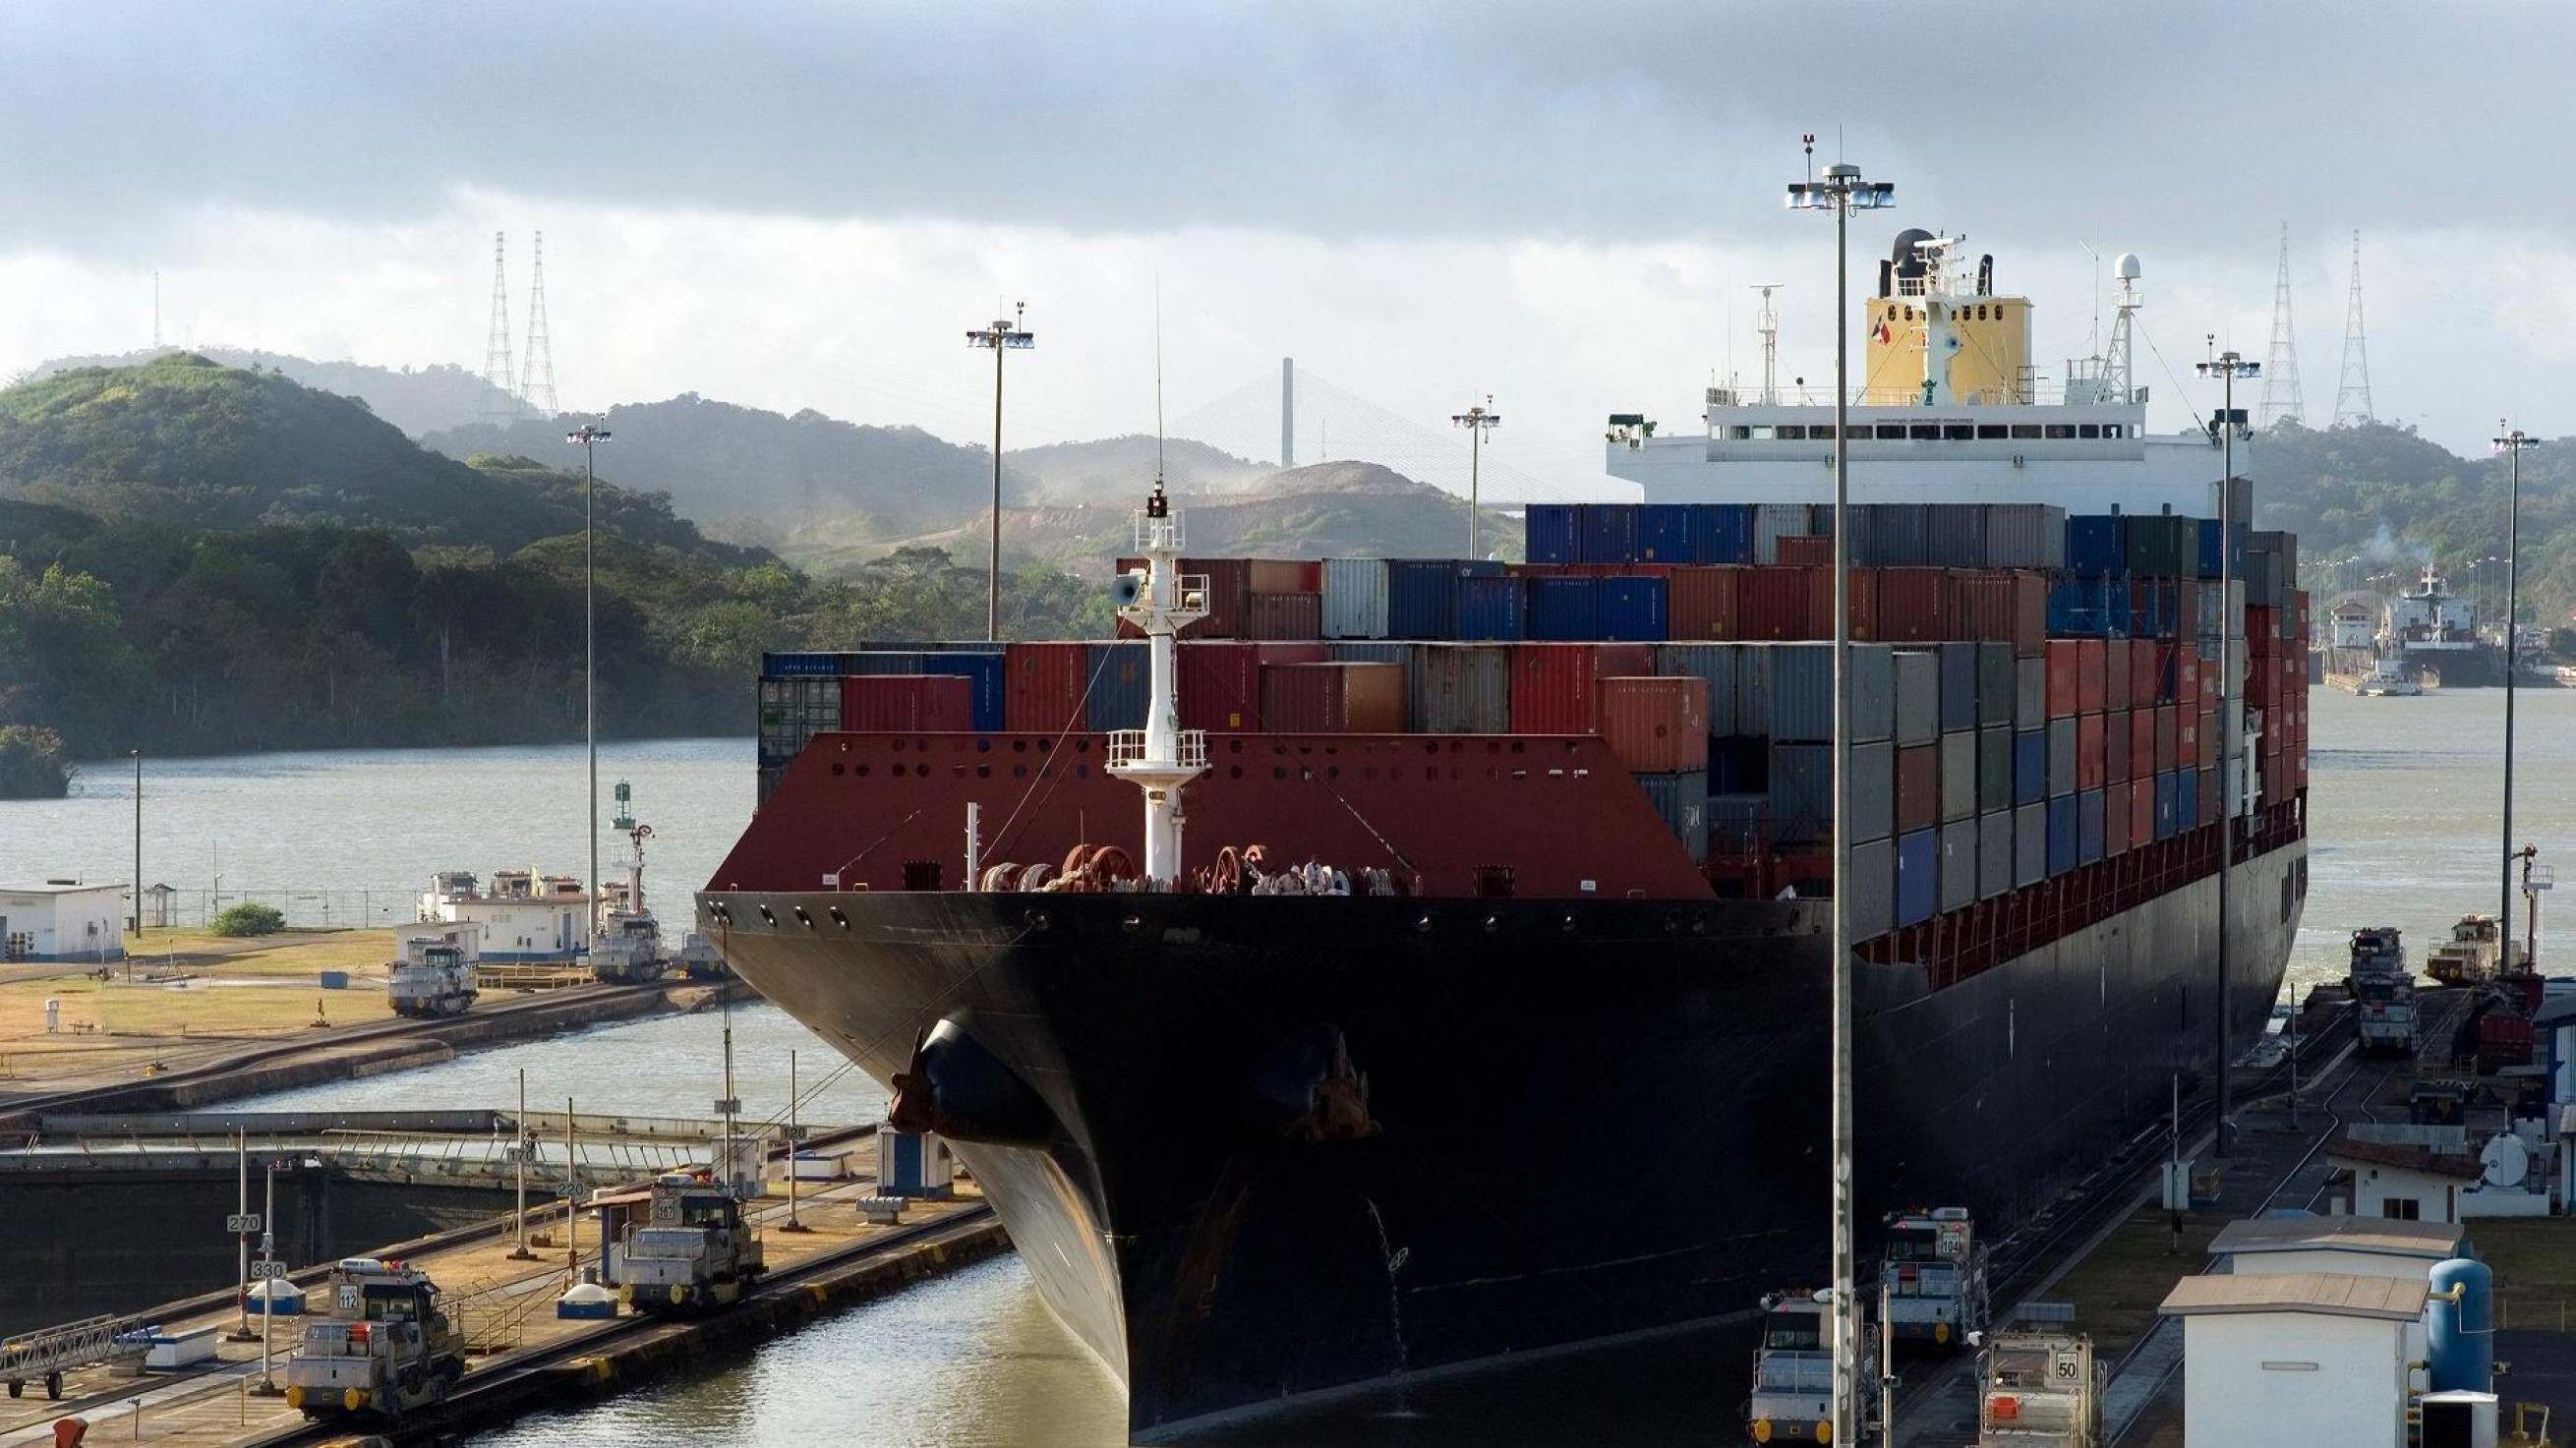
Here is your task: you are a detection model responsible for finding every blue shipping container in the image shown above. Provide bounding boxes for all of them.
[1638,504,1697,562]
[1635,770,1711,861]
[1600,576,1669,641]
[1386,560,1459,637]
[1695,503,1753,564]
[1085,642,1148,730]
[2176,766,2199,830]
[1768,742,1832,845]
[2153,771,2179,840]
[1525,576,1602,640]
[1896,829,1939,927]
[919,651,1007,729]
[2013,727,2045,806]
[1580,504,1642,564]
[2046,793,2078,875]
[2193,518,2250,580]
[1938,643,1979,732]
[1526,505,1580,564]
[2078,787,2105,863]
[761,651,840,677]
[1454,573,1526,640]
[2066,515,2124,575]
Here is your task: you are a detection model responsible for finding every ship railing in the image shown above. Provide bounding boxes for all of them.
[1106,729,1206,771]
[1129,512,1186,552]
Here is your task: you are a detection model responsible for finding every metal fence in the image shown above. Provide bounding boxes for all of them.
[147,887,423,931]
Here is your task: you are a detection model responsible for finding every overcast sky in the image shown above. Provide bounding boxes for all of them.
[3,1,2569,496]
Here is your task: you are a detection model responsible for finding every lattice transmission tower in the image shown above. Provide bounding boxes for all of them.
[2258,223,2306,429]
[521,231,558,418]
[479,231,521,425]
[2331,230,2373,428]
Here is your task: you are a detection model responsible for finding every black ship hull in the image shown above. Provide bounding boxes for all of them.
[703,841,2300,1439]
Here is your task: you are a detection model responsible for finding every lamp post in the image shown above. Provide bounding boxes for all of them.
[566,422,611,939]
[130,750,142,937]
[1786,137,1893,1448]
[2495,426,2537,949]
[966,304,1035,642]
[2195,348,2257,1157]
[1451,397,1500,558]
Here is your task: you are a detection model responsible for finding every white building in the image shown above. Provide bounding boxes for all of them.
[419,871,586,961]
[2328,598,2376,650]
[2209,1214,2464,1368]
[0,881,129,963]
[2326,1138,2484,1224]
[2160,1272,2426,1448]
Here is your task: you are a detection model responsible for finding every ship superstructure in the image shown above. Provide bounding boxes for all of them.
[2377,566,2492,686]
[699,237,2307,1439]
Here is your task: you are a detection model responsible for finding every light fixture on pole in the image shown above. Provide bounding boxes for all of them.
[566,422,611,946]
[967,303,1036,642]
[1451,396,1500,558]
[2495,425,2537,950]
[130,749,142,938]
[1786,134,1894,1448]
[2194,346,2256,1157]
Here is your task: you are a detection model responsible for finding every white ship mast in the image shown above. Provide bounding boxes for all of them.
[1107,484,1208,886]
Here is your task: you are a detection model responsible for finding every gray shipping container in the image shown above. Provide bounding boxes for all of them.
[1976,643,2016,727]
[1768,742,1832,845]
[2016,657,2046,726]
[1751,503,1811,564]
[1849,837,1894,941]
[1326,642,1408,665]
[1977,725,2013,813]
[1926,503,1987,567]
[1409,643,1512,732]
[1939,818,1978,912]
[1848,643,1894,744]
[1709,792,1768,856]
[1978,809,2014,899]
[1741,641,1893,744]
[2047,716,2078,797]
[1940,729,1977,823]
[1654,643,1742,736]
[1636,771,1711,861]
[2014,801,2047,885]
[1869,502,1931,566]
[1984,503,2068,569]
[1321,558,1390,638]
[1938,642,1979,733]
[1893,650,1940,745]
[1848,740,1894,843]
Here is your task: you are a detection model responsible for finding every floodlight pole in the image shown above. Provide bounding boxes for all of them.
[967,303,1035,642]
[1788,139,1893,1448]
[2496,426,2536,948]
[2195,349,2255,1157]
[1451,397,1500,558]
[566,423,612,944]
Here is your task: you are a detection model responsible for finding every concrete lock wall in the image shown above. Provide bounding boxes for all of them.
[0,1167,529,1336]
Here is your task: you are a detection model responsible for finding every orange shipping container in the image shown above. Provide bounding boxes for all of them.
[1508,643,1656,732]
[1004,642,1088,732]
[1596,675,1712,773]
[2077,639,2108,714]
[840,673,973,731]
[1248,558,1325,594]
[2045,640,2082,718]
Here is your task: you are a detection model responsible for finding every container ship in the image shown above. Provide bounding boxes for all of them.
[699,233,2310,1439]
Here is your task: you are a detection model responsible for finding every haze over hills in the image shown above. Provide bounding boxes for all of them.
[30,346,516,438]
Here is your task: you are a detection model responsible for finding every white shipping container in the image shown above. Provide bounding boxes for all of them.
[1321,558,1391,639]
[1978,809,2014,898]
[2013,802,2047,885]
[1849,836,1894,940]
[1939,818,1978,912]
[1940,730,1977,823]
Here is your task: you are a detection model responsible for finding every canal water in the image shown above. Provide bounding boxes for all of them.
[2,686,2566,1445]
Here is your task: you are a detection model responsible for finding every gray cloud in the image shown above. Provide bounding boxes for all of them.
[4,0,2566,257]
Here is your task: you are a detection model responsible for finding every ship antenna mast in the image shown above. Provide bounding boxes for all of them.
[1107,476,1208,886]
[2101,253,2141,405]
[1751,284,1785,405]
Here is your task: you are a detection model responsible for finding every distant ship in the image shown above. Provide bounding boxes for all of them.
[2377,566,2497,687]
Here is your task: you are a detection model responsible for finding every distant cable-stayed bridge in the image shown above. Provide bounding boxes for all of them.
[1168,364,1610,504]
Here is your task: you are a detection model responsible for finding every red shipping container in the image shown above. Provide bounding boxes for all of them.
[1669,566,1744,640]
[2128,707,2155,781]
[2155,705,2179,773]
[2130,638,2157,706]
[1004,642,1088,732]
[2045,640,2082,719]
[2077,712,2106,790]
[2104,778,2131,855]
[1952,570,2014,645]
[1876,568,1952,642]
[2103,640,2132,712]
[1596,675,1712,773]
[2077,639,2108,714]
[1180,642,1261,731]
[840,673,972,731]
[2295,751,2309,790]
[1260,662,1407,733]
[1775,535,1832,566]
[2011,572,2047,657]
[1255,642,1330,665]
[1248,558,1324,594]
[2105,709,2132,785]
[1741,567,1821,641]
[1840,567,1882,643]
[1508,643,1654,732]
[2198,766,2222,824]
[1896,744,1940,834]
[2175,643,2199,707]
[2198,656,2218,701]
[1240,592,1323,640]
[2130,778,2155,847]
[2247,605,2279,642]
[2195,708,2216,771]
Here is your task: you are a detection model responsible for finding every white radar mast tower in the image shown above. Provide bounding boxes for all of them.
[2101,253,2141,405]
[1108,484,1208,886]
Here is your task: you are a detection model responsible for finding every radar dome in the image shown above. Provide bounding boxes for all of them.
[2116,253,2142,280]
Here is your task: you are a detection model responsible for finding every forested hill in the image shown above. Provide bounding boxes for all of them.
[2255,421,2576,619]
[33,347,512,437]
